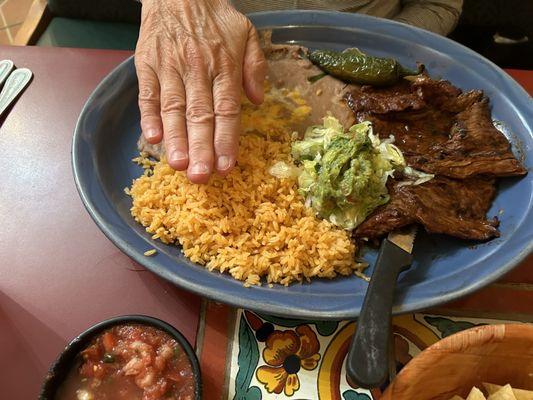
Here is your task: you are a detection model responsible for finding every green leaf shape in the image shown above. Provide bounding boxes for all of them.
[290,117,414,230]
[424,316,486,338]
[255,313,339,336]
[342,389,372,400]
[234,315,261,400]
[314,321,339,336]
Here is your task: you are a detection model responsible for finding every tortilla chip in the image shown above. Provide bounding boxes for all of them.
[450,396,466,400]
[484,383,533,400]
[485,384,504,395]
[466,387,487,400]
[488,385,517,400]
[510,389,533,400]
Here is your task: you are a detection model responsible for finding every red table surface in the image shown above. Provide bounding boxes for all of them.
[0,46,200,399]
[0,44,530,400]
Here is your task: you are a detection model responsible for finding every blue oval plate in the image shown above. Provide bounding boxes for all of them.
[73,11,533,319]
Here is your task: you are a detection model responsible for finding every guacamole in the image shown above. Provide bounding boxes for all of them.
[270,116,433,230]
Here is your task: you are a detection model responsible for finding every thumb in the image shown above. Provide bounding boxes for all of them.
[242,24,266,105]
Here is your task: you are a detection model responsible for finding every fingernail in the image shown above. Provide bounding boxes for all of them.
[190,162,209,175]
[252,82,264,104]
[216,155,233,171]
[144,128,158,140]
[169,150,188,164]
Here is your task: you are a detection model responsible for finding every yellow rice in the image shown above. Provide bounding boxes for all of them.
[127,89,364,286]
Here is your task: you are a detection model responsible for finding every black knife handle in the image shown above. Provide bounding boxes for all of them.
[346,239,413,389]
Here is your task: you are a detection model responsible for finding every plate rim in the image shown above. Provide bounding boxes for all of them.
[72,10,533,320]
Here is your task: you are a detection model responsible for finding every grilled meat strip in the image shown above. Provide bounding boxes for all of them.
[346,76,526,179]
[355,177,499,241]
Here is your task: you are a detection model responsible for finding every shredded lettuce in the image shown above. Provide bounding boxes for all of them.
[291,115,344,160]
[269,116,434,230]
[298,159,320,192]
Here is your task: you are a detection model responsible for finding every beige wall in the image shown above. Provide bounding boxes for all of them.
[0,0,33,45]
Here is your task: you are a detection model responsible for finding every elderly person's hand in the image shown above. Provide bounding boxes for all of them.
[135,0,266,183]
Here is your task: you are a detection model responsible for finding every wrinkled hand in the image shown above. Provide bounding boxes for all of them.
[135,0,266,183]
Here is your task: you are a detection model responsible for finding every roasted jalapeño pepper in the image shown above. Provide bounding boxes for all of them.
[309,48,421,86]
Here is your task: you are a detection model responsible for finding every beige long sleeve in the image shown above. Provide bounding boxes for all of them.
[394,0,463,35]
[231,0,463,36]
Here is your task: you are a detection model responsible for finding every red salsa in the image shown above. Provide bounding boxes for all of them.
[55,324,195,400]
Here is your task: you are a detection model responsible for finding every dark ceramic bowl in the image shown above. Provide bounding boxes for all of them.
[39,315,202,399]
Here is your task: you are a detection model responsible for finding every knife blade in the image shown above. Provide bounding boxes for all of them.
[386,225,417,382]
[346,225,417,389]
[387,225,417,254]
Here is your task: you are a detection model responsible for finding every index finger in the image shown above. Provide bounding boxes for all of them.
[135,59,163,144]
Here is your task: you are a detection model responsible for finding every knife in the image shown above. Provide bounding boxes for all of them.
[346,225,417,388]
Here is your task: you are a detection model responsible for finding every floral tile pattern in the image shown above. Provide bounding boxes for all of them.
[226,310,525,400]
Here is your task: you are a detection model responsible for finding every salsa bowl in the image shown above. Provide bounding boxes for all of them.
[40,315,202,400]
